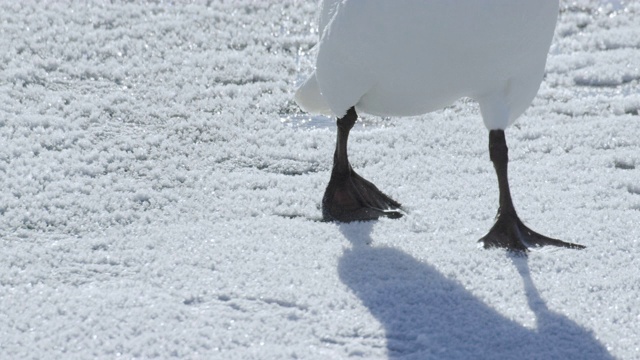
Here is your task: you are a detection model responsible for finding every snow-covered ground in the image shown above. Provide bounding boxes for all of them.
[1,0,639,358]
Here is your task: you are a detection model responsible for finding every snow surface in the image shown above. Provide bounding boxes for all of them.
[1,0,639,359]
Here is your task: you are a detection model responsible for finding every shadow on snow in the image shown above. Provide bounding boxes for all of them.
[337,222,612,360]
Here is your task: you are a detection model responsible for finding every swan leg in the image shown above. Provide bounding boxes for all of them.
[322,107,403,222]
[478,130,585,252]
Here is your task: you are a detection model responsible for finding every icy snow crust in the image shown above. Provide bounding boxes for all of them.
[1,0,639,359]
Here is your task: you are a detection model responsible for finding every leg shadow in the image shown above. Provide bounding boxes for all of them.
[337,222,612,359]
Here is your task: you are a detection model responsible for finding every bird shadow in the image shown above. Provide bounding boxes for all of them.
[337,222,612,360]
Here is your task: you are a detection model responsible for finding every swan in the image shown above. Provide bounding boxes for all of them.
[295,0,585,251]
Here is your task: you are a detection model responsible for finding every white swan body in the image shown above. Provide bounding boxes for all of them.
[295,0,559,130]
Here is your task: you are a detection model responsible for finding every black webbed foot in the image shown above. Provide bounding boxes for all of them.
[479,208,585,253]
[323,168,403,222]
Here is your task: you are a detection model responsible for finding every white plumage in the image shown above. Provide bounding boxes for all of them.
[296,0,584,251]
[295,0,559,130]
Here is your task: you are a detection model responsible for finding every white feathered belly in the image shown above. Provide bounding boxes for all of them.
[296,0,559,128]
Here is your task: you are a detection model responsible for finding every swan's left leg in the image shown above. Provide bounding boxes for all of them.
[478,130,585,252]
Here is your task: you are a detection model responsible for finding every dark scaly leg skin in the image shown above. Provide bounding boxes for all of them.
[322,107,403,222]
[479,130,585,252]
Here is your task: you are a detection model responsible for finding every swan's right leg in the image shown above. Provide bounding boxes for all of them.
[322,107,403,222]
